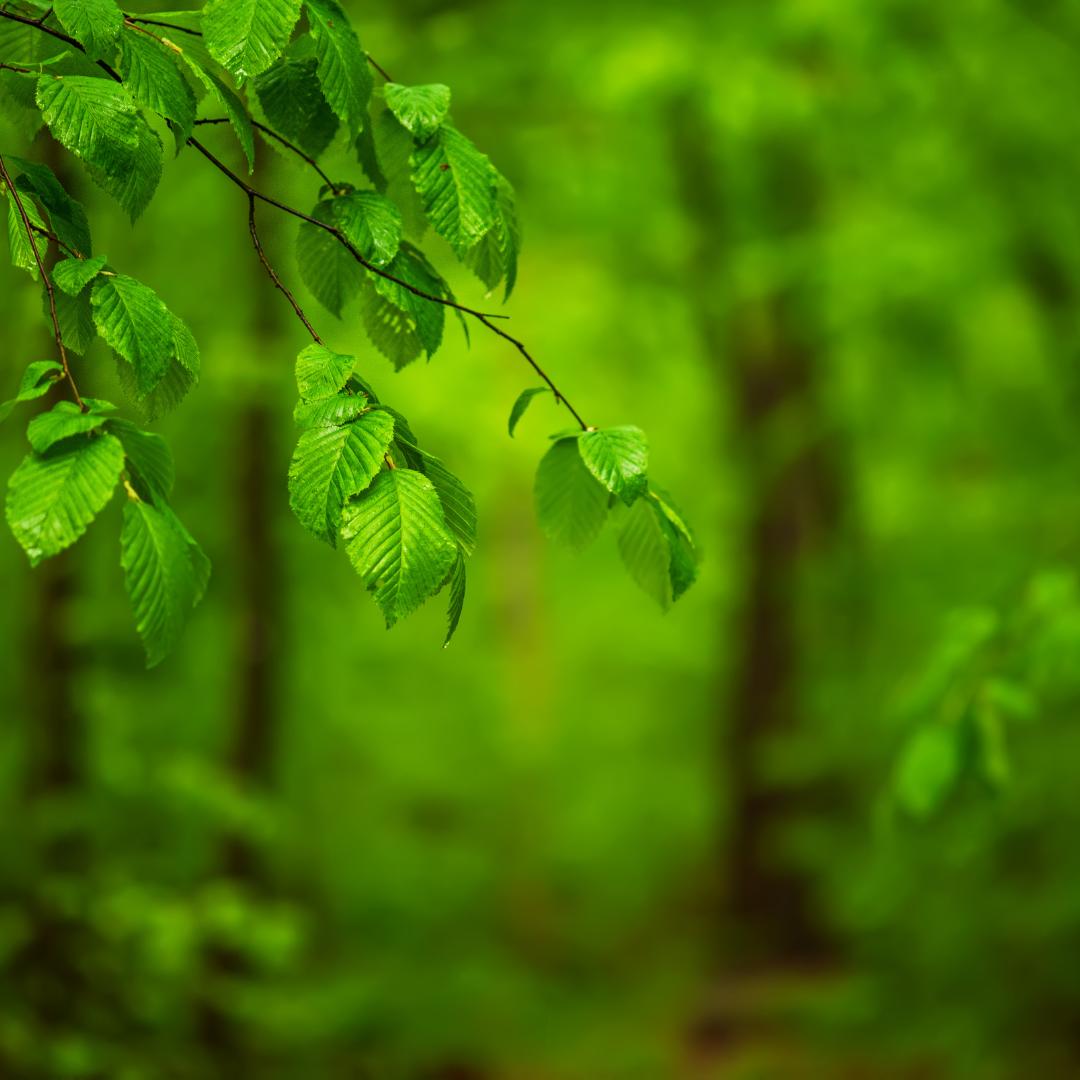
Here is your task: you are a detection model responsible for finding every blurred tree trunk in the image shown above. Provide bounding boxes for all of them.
[197,156,284,1064]
[667,95,842,969]
[10,139,88,1055]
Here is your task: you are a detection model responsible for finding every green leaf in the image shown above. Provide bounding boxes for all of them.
[36,74,139,170]
[92,274,174,397]
[120,498,202,667]
[89,116,164,222]
[109,418,175,501]
[466,169,520,300]
[359,245,446,369]
[293,393,368,429]
[508,387,550,438]
[121,312,199,420]
[296,198,364,317]
[181,53,254,171]
[202,0,303,81]
[10,157,92,258]
[335,191,402,269]
[400,443,477,555]
[6,431,124,565]
[617,494,682,613]
[577,426,648,505]
[534,437,609,551]
[340,467,457,627]
[27,399,114,453]
[118,29,198,148]
[53,253,107,296]
[0,360,64,422]
[895,725,961,818]
[304,0,371,136]
[54,0,124,57]
[6,190,46,279]
[295,343,355,401]
[372,107,426,239]
[254,55,338,159]
[384,83,450,142]
[443,550,465,647]
[288,407,395,544]
[411,125,496,256]
[52,286,97,354]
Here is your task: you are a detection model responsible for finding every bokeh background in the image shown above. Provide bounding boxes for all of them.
[4,0,1080,1076]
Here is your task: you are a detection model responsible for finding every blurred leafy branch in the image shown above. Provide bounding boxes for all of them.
[0,0,699,665]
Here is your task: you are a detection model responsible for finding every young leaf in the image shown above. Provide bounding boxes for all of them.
[5,431,124,565]
[288,408,395,544]
[0,360,63,422]
[120,498,201,667]
[27,399,114,454]
[384,83,450,142]
[508,387,550,438]
[254,55,338,160]
[51,286,97,355]
[53,253,108,296]
[118,29,198,148]
[304,0,372,136]
[54,0,124,57]
[411,126,496,256]
[534,437,609,551]
[202,0,303,81]
[577,426,648,505]
[295,343,355,401]
[340,467,458,627]
[443,550,466,647]
[91,274,174,397]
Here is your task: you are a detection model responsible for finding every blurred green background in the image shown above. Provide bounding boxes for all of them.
[5,0,1080,1076]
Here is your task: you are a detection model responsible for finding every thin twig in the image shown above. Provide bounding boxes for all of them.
[248,194,323,345]
[196,117,338,191]
[366,53,393,82]
[0,61,33,74]
[29,221,81,259]
[124,14,200,37]
[0,152,83,410]
[0,6,590,429]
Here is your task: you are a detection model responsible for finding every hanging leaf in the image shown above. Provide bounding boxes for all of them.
[340,467,457,626]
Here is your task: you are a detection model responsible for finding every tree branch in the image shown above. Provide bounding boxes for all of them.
[0,4,591,430]
[195,118,338,191]
[247,194,323,346]
[0,153,83,410]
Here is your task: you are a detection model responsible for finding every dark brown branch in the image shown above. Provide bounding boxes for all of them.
[0,153,83,410]
[0,61,33,73]
[0,6,590,430]
[247,194,323,345]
